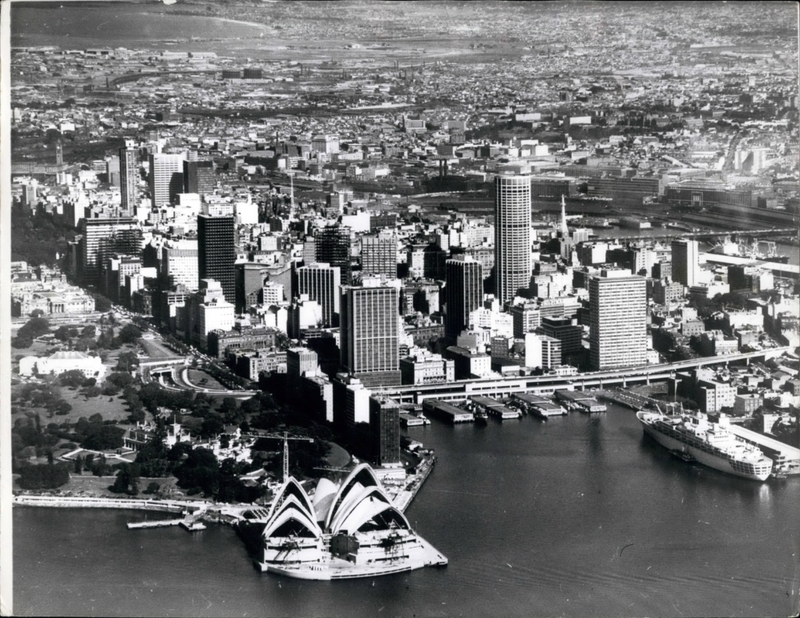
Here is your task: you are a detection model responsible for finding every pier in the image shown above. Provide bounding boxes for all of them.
[598,390,654,411]
[127,519,183,529]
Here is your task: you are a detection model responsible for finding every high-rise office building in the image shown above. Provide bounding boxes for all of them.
[78,217,142,288]
[315,225,352,285]
[589,270,647,370]
[369,396,401,467]
[297,262,341,327]
[495,174,532,304]
[340,283,400,387]
[198,214,236,305]
[183,159,215,196]
[445,255,483,339]
[537,316,583,362]
[360,233,396,279]
[161,241,199,291]
[148,153,185,207]
[119,145,139,214]
[671,239,699,287]
[236,262,267,313]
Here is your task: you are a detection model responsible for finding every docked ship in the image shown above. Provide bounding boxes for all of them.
[636,410,773,481]
[236,464,447,580]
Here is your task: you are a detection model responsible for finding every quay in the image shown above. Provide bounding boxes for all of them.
[392,452,437,512]
[725,424,800,476]
[512,393,568,417]
[469,395,521,420]
[127,519,183,529]
[598,390,654,411]
[423,399,474,424]
[12,495,204,513]
[555,390,607,413]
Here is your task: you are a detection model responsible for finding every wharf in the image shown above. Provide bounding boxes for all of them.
[393,453,437,512]
[726,424,800,476]
[599,390,654,411]
[554,389,607,413]
[512,393,567,417]
[12,495,201,513]
[127,519,183,529]
[469,395,521,419]
[423,399,474,424]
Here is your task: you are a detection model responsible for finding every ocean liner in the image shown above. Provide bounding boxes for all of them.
[637,410,773,481]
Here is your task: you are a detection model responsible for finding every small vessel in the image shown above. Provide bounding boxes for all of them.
[474,411,488,425]
[637,409,773,481]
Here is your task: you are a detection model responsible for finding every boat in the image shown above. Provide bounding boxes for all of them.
[637,409,773,481]
[474,411,488,425]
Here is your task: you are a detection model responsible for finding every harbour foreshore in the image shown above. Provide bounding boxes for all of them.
[13,454,438,519]
[13,494,208,514]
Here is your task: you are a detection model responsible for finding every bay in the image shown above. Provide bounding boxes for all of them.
[14,406,800,617]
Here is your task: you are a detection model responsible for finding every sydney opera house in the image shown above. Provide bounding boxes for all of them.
[237,464,447,579]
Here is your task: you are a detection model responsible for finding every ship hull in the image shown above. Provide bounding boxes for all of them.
[639,417,771,482]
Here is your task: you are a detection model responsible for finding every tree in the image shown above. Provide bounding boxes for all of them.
[118,324,142,345]
[115,351,140,372]
[199,416,225,439]
[54,325,72,342]
[54,401,72,416]
[16,463,70,489]
[59,369,86,389]
[80,425,125,451]
[218,397,240,423]
[110,463,140,494]
[74,455,83,474]
[18,317,51,342]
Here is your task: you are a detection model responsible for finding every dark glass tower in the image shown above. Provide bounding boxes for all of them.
[198,214,236,305]
[445,255,483,339]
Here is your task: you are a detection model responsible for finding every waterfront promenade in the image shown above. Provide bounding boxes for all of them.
[13,494,208,513]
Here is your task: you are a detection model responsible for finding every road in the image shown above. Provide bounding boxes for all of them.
[377,347,792,404]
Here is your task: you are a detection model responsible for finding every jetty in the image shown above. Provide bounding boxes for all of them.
[127,519,183,529]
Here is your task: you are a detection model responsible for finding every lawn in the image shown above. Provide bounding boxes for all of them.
[187,368,225,390]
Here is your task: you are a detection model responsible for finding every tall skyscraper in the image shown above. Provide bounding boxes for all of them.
[183,159,215,196]
[495,174,532,304]
[297,262,341,327]
[315,225,352,285]
[589,270,647,370]
[340,283,400,387]
[236,262,267,313]
[198,214,236,305]
[119,145,139,214]
[671,239,699,287]
[360,233,396,278]
[445,255,483,339]
[78,217,142,288]
[369,396,401,467]
[148,153,185,207]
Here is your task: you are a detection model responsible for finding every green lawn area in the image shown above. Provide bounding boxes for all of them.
[60,474,184,498]
[59,387,131,424]
[187,368,225,390]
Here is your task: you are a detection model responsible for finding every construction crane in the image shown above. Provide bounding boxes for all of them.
[261,432,314,483]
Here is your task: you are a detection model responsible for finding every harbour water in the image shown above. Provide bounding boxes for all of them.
[14,405,800,617]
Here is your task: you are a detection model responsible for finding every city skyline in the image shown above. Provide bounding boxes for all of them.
[3,2,799,616]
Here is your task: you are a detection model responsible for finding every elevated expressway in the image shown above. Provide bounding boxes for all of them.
[139,359,258,399]
[375,348,792,405]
